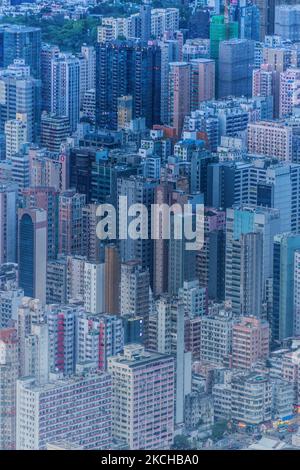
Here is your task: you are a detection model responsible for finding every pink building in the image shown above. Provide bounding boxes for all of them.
[190,58,215,110]
[279,68,300,118]
[252,64,277,117]
[232,317,270,370]
[168,62,190,138]
[247,121,293,161]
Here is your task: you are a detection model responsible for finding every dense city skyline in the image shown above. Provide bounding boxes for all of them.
[1,0,300,453]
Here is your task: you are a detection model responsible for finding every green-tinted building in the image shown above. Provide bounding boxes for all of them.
[210,15,238,96]
[210,15,239,61]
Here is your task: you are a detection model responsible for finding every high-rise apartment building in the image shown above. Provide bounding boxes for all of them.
[51,53,80,132]
[247,121,293,161]
[41,44,60,112]
[159,39,179,125]
[150,8,179,38]
[140,2,151,41]
[4,116,27,160]
[76,313,124,370]
[190,59,215,110]
[200,309,234,365]
[279,68,300,118]
[232,317,270,369]
[275,5,300,42]
[117,175,157,276]
[16,371,112,450]
[254,0,275,40]
[0,60,41,142]
[120,260,150,341]
[40,113,70,153]
[96,40,161,130]
[108,344,174,450]
[293,250,300,336]
[104,244,121,315]
[168,62,191,137]
[231,372,272,424]
[84,262,105,314]
[58,190,86,257]
[78,45,96,107]
[225,206,281,315]
[0,328,18,450]
[46,303,80,376]
[252,64,277,117]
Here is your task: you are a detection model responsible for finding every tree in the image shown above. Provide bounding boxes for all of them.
[171,434,191,450]
[211,420,228,441]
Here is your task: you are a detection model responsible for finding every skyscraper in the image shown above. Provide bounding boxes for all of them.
[0,24,41,78]
[0,328,18,450]
[58,190,86,256]
[140,1,151,42]
[159,39,179,125]
[168,62,191,137]
[0,60,41,142]
[41,44,60,113]
[210,15,238,61]
[209,14,239,97]
[51,53,80,132]
[218,39,255,98]
[190,59,215,110]
[274,4,300,42]
[104,244,121,315]
[225,206,281,315]
[108,344,174,450]
[96,40,161,130]
[0,181,18,264]
[18,208,47,304]
[254,0,275,40]
[272,233,300,342]
[22,186,59,260]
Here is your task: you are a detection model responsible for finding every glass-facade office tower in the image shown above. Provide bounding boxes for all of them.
[0,24,41,78]
[18,208,47,304]
[96,40,161,130]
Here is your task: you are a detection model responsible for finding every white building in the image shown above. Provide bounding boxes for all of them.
[51,53,80,132]
[231,373,272,425]
[16,371,112,450]
[151,8,179,38]
[0,287,24,328]
[0,329,18,450]
[5,116,27,160]
[84,262,105,314]
[108,344,175,450]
